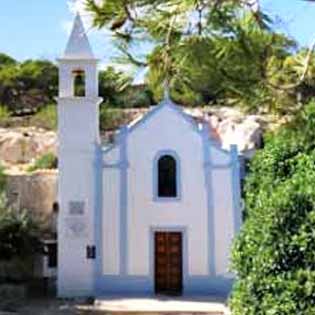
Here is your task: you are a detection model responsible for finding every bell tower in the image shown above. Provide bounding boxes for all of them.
[59,14,99,99]
[57,13,102,297]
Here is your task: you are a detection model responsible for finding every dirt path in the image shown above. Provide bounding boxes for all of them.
[0,298,87,315]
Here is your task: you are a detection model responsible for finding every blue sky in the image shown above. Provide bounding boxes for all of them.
[0,0,315,65]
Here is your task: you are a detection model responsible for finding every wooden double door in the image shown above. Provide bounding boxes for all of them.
[154,231,183,295]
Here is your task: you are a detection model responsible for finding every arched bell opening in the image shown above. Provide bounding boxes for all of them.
[72,69,86,97]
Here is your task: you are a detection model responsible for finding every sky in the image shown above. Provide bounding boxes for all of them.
[0,0,315,66]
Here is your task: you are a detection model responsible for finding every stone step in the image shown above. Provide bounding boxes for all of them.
[80,312,227,315]
[77,297,230,315]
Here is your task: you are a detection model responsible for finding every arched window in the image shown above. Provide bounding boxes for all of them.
[158,155,177,198]
[72,69,86,97]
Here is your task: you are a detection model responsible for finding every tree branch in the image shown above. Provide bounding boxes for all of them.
[265,37,315,91]
[118,47,148,67]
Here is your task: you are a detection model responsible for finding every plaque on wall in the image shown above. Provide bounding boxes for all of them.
[65,217,88,238]
[69,201,85,215]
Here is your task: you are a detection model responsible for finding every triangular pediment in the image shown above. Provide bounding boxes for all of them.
[127,99,201,135]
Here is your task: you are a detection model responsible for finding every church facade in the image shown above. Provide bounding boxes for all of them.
[57,15,242,297]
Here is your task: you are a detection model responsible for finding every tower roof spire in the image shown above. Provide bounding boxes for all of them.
[63,13,95,60]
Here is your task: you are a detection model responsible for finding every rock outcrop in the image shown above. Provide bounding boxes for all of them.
[205,107,265,158]
[5,171,58,236]
[0,127,57,165]
[184,107,267,158]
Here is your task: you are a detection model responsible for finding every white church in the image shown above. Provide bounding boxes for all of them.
[57,14,242,297]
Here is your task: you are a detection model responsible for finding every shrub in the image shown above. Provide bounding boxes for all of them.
[230,101,315,315]
[0,165,6,192]
[30,104,57,130]
[99,106,125,131]
[0,193,41,283]
[27,153,57,173]
[0,105,10,126]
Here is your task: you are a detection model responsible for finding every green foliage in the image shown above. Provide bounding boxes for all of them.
[99,106,126,131]
[87,0,315,114]
[0,193,41,283]
[30,104,57,130]
[230,101,315,314]
[99,66,131,106]
[99,66,152,108]
[0,59,58,114]
[0,194,41,261]
[0,165,6,192]
[146,12,294,110]
[126,85,153,108]
[0,105,10,126]
[0,53,17,68]
[27,153,58,173]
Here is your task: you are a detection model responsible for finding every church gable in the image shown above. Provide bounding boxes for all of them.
[102,99,204,160]
[126,102,235,169]
[102,99,234,167]
[127,100,202,139]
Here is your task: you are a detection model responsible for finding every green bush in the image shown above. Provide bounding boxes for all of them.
[230,101,315,315]
[30,104,57,130]
[0,165,6,192]
[0,58,58,113]
[0,193,41,283]
[27,153,57,173]
[99,106,125,131]
[0,105,10,126]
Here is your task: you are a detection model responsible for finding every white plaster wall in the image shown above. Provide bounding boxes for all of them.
[211,146,231,165]
[102,168,120,274]
[127,105,209,276]
[58,97,100,297]
[58,98,100,150]
[103,146,119,163]
[58,153,96,296]
[211,168,235,275]
[101,104,238,282]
